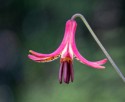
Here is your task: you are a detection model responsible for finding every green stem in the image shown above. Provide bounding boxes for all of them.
[71,13,125,82]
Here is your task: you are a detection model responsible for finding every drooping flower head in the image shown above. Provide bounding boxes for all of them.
[28,16,107,84]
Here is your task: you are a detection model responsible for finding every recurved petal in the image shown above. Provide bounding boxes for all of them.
[29,36,66,57]
[29,41,64,58]
[29,37,66,58]
[28,54,60,62]
[28,20,75,58]
[72,41,107,69]
[94,58,107,65]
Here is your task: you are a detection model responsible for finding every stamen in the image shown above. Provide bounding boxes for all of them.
[59,62,63,84]
[69,62,74,82]
[66,62,70,83]
[59,61,74,84]
[63,62,69,83]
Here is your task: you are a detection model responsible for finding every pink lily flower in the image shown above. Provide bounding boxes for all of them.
[28,19,107,84]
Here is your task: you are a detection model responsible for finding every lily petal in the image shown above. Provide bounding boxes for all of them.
[28,54,60,62]
[29,41,64,58]
[94,58,107,65]
[72,40,107,68]
[29,20,74,58]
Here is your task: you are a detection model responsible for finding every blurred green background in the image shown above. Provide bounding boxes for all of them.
[0,0,125,102]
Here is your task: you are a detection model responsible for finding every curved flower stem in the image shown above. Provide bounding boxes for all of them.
[71,13,125,82]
